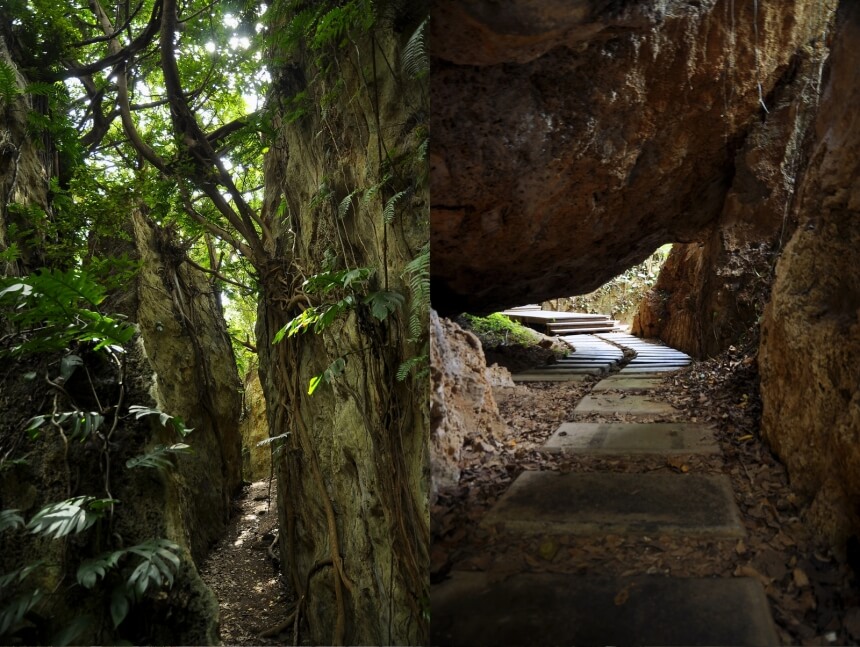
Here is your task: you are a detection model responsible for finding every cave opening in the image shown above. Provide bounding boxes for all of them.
[431,1,860,644]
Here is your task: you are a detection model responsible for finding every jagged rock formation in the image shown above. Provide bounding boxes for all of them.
[632,33,829,357]
[430,310,509,503]
[239,368,271,481]
[759,3,860,550]
[431,0,836,315]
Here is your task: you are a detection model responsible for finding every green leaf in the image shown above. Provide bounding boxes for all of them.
[308,357,347,395]
[0,561,43,589]
[110,587,130,628]
[128,405,193,437]
[0,589,42,636]
[363,290,404,320]
[0,509,24,533]
[26,496,107,539]
[256,432,291,447]
[77,550,124,589]
[383,189,409,224]
[402,17,429,79]
[60,354,83,381]
[126,444,192,470]
[126,539,182,597]
[51,614,93,647]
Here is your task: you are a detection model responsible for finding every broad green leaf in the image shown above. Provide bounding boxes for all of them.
[77,550,124,589]
[26,496,106,539]
[363,290,404,320]
[110,587,130,628]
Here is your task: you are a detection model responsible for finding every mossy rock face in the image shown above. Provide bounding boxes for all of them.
[240,369,271,482]
[0,212,241,644]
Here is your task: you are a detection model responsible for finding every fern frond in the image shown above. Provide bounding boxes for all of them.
[402,17,428,79]
[383,189,409,224]
[402,243,430,341]
[396,354,428,381]
[0,61,21,105]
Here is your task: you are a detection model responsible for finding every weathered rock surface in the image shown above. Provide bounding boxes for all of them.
[431,0,835,315]
[259,15,428,644]
[240,367,271,481]
[632,33,829,357]
[759,3,860,550]
[431,310,509,503]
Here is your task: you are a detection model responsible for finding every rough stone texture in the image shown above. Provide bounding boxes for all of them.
[433,572,779,647]
[0,36,52,272]
[482,471,745,537]
[240,367,271,481]
[631,26,832,357]
[0,45,238,643]
[131,211,244,561]
[759,3,860,551]
[431,0,836,315]
[258,16,428,644]
[431,310,509,504]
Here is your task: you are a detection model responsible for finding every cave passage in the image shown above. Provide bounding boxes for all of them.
[431,323,857,645]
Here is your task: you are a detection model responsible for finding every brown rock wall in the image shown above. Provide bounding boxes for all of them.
[632,36,828,357]
[431,0,835,315]
[759,2,860,549]
[430,310,509,503]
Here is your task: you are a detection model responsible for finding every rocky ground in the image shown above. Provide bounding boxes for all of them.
[431,344,860,646]
[199,481,298,645]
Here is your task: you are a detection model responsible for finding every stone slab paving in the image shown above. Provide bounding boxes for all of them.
[432,572,779,647]
[575,392,677,415]
[544,422,720,454]
[591,376,664,391]
[512,373,590,382]
[481,471,745,537]
[618,366,684,375]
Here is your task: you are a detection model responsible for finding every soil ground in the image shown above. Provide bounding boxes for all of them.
[199,480,298,645]
[431,344,860,646]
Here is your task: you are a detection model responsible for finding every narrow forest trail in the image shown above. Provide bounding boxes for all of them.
[199,481,295,645]
[431,335,860,645]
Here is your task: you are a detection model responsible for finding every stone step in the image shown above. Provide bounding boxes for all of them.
[620,366,684,374]
[481,471,745,537]
[432,572,778,647]
[591,376,664,391]
[575,393,677,416]
[544,422,719,454]
[512,373,591,382]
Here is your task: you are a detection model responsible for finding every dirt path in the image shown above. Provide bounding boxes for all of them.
[199,481,295,645]
[431,343,860,645]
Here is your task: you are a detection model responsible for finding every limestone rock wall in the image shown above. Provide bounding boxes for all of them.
[258,12,429,643]
[240,368,271,481]
[759,3,860,550]
[131,211,243,561]
[430,310,509,503]
[431,0,836,315]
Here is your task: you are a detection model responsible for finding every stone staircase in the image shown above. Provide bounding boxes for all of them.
[502,306,623,335]
[433,338,779,646]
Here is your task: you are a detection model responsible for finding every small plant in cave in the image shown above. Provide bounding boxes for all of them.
[460,312,542,348]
